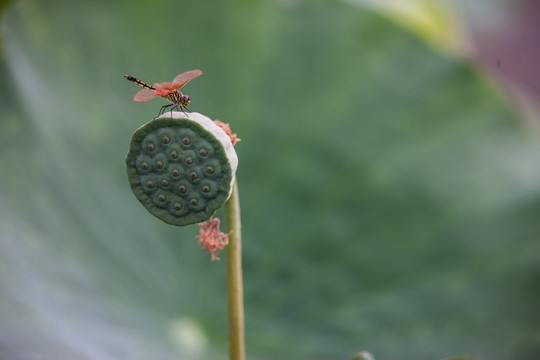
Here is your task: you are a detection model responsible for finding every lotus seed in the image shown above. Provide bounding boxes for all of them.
[163,136,170,144]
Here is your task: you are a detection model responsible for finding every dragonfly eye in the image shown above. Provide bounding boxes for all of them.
[181,95,191,106]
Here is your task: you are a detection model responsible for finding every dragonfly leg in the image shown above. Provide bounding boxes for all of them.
[173,105,189,116]
[158,104,174,117]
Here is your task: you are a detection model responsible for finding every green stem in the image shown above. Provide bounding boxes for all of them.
[224,180,245,360]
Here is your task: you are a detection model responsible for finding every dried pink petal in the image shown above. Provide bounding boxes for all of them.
[196,216,230,261]
[214,120,241,147]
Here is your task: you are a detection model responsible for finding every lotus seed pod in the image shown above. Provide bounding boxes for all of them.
[349,352,376,360]
[126,112,238,226]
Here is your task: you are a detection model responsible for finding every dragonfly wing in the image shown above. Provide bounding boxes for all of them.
[152,88,173,96]
[134,89,158,102]
[171,69,203,89]
[153,81,175,89]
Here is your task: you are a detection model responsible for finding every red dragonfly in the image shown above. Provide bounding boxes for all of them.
[125,70,202,115]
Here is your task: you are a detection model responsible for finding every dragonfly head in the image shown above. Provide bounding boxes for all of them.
[180,94,191,107]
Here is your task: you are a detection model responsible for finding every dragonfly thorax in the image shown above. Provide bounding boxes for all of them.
[164,91,191,107]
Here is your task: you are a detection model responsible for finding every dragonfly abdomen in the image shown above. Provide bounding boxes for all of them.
[125,75,155,90]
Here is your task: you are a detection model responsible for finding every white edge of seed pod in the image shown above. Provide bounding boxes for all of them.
[157,111,238,199]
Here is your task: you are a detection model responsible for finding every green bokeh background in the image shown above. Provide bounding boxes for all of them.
[1,1,539,360]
